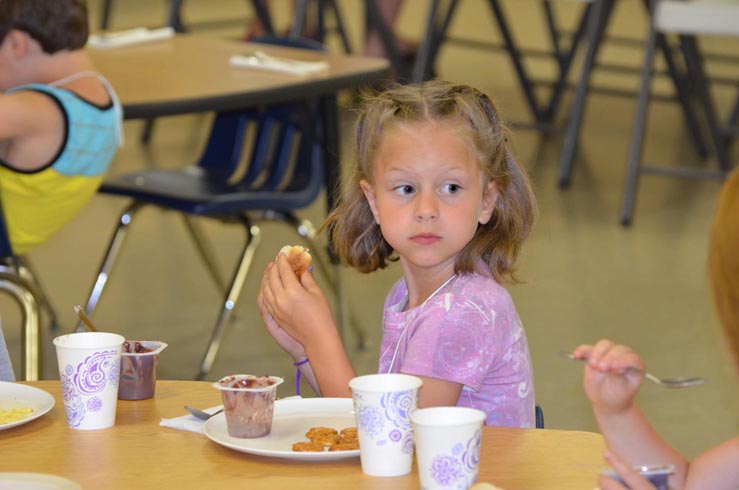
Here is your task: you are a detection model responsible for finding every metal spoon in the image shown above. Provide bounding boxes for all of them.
[184,405,223,421]
[559,351,707,389]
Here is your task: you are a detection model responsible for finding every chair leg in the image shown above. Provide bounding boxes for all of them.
[620,12,657,227]
[0,276,40,381]
[557,0,614,188]
[679,35,731,172]
[182,216,227,296]
[78,202,142,332]
[198,220,262,380]
[17,257,60,331]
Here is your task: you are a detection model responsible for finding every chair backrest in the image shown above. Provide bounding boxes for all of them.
[194,36,327,196]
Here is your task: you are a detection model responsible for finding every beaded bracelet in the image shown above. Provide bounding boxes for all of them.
[293,358,310,396]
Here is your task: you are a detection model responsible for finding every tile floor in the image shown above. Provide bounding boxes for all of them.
[2,0,736,460]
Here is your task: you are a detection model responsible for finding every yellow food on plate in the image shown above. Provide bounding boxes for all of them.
[0,407,34,424]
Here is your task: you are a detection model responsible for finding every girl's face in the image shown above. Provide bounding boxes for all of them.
[360,120,497,279]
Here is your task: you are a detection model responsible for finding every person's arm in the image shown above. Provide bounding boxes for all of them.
[575,340,689,486]
[0,91,63,170]
[684,436,739,490]
[260,255,355,398]
[414,376,463,407]
[0,91,52,139]
[257,282,322,396]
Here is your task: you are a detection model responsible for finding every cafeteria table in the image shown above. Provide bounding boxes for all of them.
[0,381,608,490]
[88,33,391,211]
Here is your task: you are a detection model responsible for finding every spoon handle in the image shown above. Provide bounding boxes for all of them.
[74,305,98,332]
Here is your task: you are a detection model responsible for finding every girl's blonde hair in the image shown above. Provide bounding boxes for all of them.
[708,169,739,371]
[326,80,538,284]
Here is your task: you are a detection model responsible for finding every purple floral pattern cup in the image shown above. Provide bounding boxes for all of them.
[53,332,124,430]
[349,374,423,477]
[411,407,487,490]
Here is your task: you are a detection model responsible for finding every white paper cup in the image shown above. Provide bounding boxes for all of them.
[349,373,423,477]
[53,332,125,430]
[411,407,487,490]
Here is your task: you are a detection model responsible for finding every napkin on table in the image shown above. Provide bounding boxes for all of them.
[229,51,329,75]
[159,405,222,434]
[88,26,175,49]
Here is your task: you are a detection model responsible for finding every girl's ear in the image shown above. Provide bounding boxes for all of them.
[360,179,381,225]
[478,179,498,225]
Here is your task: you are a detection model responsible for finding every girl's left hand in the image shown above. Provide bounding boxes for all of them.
[260,254,337,349]
[598,451,657,490]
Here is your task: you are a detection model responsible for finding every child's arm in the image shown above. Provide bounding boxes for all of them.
[0,91,53,138]
[684,436,739,490]
[575,340,689,486]
[414,376,463,408]
[260,255,355,398]
[257,285,321,396]
[0,91,63,170]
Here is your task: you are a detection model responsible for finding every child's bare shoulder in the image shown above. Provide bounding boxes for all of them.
[0,89,63,136]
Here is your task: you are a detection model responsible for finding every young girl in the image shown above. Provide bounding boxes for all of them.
[573,170,739,490]
[258,80,538,427]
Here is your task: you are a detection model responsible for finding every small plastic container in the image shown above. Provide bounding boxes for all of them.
[212,374,284,438]
[118,340,168,400]
[602,464,674,490]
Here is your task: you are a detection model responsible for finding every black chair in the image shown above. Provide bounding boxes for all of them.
[0,197,60,380]
[620,0,738,225]
[535,403,544,429]
[79,38,353,380]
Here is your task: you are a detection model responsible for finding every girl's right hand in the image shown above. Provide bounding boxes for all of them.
[257,267,307,362]
[260,254,337,350]
[573,339,645,415]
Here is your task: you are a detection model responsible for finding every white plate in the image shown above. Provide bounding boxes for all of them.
[204,397,359,461]
[0,382,55,431]
[0,473,81,490]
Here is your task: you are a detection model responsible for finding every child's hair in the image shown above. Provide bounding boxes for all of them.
[0,0,89,54]
[327,80,538,284]
[708,168,739,371]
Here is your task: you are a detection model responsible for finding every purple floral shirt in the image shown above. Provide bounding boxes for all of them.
[377,271,535,428]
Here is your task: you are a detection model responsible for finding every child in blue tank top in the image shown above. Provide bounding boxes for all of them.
[0,0,123,380]
[0,0,123,255]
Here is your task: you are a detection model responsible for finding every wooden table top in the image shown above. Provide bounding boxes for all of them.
[88,34,391,119]
[0,381,606,489]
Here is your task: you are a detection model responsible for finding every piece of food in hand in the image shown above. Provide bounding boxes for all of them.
[278,245,312,278]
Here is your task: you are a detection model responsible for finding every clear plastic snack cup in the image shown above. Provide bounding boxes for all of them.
[118,340,168,400]
[212,375,284,438]
[602,464,674,490]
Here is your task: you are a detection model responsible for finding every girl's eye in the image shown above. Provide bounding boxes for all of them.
[393,184,415,195]
[442,183,461,194]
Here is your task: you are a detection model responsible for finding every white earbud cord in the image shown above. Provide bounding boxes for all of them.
[384,274,458,374]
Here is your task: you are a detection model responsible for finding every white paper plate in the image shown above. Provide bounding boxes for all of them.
[0,473,81,490]
[204,397,359,461]
[0,382,55,431]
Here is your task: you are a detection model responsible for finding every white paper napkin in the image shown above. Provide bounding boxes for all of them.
[88,27,175,49]
[229,51,329,75]
[159,405,222,434]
